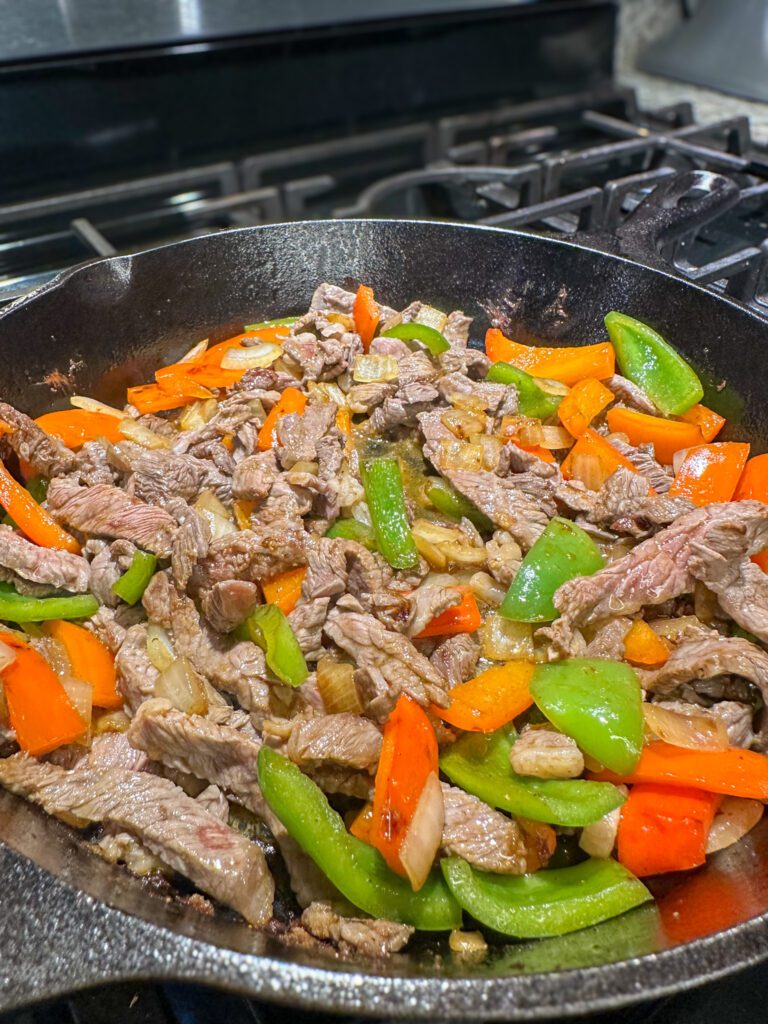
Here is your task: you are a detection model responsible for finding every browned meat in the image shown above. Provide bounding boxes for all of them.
[300,901,413,958]
[115,624,160,711]
[485,530,523,586]
[553,502,768,633]
[309,282,356,314]
[406,583,462,638]
[0,524,90,593]
[323,608,449,719]
[0,401,77,477]
[441,783,531,874]
[47,479,176,557]
[169,503,210,590]
[110,441,229,504]
[86,539,137,606]
[235,367,296,395]
[284,714,382,772]
[232,451,279,502]
[0,753,273,926]
[368,355,441,435]
[87,605,128,654]
[195,784,229,821]
[641,635,768,748]
[420,410,554,548]
[609,437,673,494]
[282,329,362,382]
[201,580,259,633]
[277,400,337,469]
[430,633,480,686]
[369,336,411,361]
[172,394,267,456]
[142,573,271,719]
[605,376,657,414]
[437,372,518,417]
[438,311,489,378]
[301,536,392,610]
[288,598,330,660]
[71,441,118,486]
[584,618,633,659]
[347,382,395,415]
[710,701,756,748]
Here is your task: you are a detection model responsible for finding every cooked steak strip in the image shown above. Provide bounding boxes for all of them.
[87,538,137,606]
[0,524,90,592]
[284,714,382,772]
[47,479,176,557]
[277,400,337,469]
[201,580,259,634]
[441,783,532,874]
[430,633,480,686]
[323,608,449,720]
[109,441,230,504]
[301,901,413,958]
[0,401,77,477]
[0,753,273,926]
[232,451,280,502]
[574,467,694,538]
[605,376,657,414]
[115,624,160,711]
[609,437,673,494]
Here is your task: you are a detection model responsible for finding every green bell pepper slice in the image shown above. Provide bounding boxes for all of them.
[531,659,644,775]
[604,311,703,416]
[500,517,604,623]
[441,856,651,938]
[440,728,625,827]
[243,317,298,330]
[381,322,450,356]
[361,457,419,570]
[245,604,308,687]
[258,746,461,930]
[0,581,98,622]
[111,549,158,606]
[324,518,378,551]
[486,362,562,420]
[425,478,493,532]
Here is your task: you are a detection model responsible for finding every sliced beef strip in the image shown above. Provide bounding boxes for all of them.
[309,282,356,314]
[347,382,395,415]
[282,329,362,383]
[608,437,673,494]
[172,394,267,456]
[580,467,694,538]
[301,901,413,958]
[369,336,411,361]
[168,502,211,591]
[437,372,518,418]
[406,583,462,638]
[605,376,658,414]
[710,701,756,748]
[232,450,280,502]
[71,441,118,486]
[86,538,137,606]
[288,597,330,661]
[284,713,382,772]
[47,479,176,557]
[438,311,490,378]
[277,400,337,469]
[553,501,768,635]
[323,608,449,720]
[441,783,531,874]
[87,605,129,654]
[0,401,77,477]
[234,367,296,395]
[109,441,230,505]
[142,572,272,722]
[419,410,554,549]
[368,354,441,435]
[115,624,160,712]
[430,633,480,687]
[641,635,768,749]
[0,524,90,592]
[201,580,259,633]
[584,618,634,659]
[127,697,335,907]
[0,753,273,926]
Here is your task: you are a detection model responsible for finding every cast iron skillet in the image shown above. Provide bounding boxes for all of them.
[0,172,768,1019]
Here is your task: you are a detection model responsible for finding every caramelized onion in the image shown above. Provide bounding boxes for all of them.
[469,571,507,608]
[221,341,282,370]
[70,395,124,419]
[194,490,236,539]
[398,772,444,892]
[155,656,208,716]
[706,796,764,854]
[119,418,171,450]
[441,409,488,440]
[93,708,131,735]
[146,624,175,672]
[352,354,399,383]
[60,676,93,743]
[177,338,209,363]
[0,640,17,673]
[643,702,729,751]
[179,398,218,431]
[579,789,627,858]
[411,519,485,570]
[481,613,534,661]
[569,452,606,491]
[449,930,488,960]
[539,425,574,450]
[316,656,363,715]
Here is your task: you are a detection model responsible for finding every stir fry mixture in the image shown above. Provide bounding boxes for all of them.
[0,283,766,959]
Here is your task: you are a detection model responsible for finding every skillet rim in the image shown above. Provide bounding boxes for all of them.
[0,218,767,1019]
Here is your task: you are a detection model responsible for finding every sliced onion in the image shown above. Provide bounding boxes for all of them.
[412,519,485,570]
[579,788,627,858]
[179,398,218,431]
[289,460,318,475]
[316,656,363,714]
[449,930,488,959]
[481,613,534,661]
[307,381,346,406]
[146,624,175,672]
[448,393,488,415]
[415,304,448,332]
[398,771,444,892]
[706,796,764,854]
[441,409,488,440]
[0,681,9,728]
[437,438,484,472]
[694,580,719,624]
[0,640,17,673]
[352,354,399,383]
[119,418,172,449]
[61,675,93,744]
[569,452,606,491]
[30,636,70,677]
[533,377,570,397]
[468,432,503,470]
[93,708,131,735]
[194,489,236,539]
[649,615,705,643]
[469,571,507,608]
[221,340,282,370]
[517,421,544,447]
[643,702,729,751]
[539,425,574,450]
[155,656,208,715]
[177,338,208,363]
[70,395,124,419]
[673,447,692,475]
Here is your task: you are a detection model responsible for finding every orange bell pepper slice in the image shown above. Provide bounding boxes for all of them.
[485,329,615,385]
[617,782,720,877]
[591,741,768,800]
[734,454,768,571]
[0,631,85,756]
[623,619,670,668]
[370,694,439,880]
[126,382,202,415]
[558,378,614,437]
[0,461,79,553]
[606,407,704,466]
[353,285,380,353]
[560,428,644,490]
[35,410,124,448]
[335,407,352,436]
[415,589,481,639]
[260,566,307,615]
[679,403,726,443]
[669,442,750,506]
[257,387,308,451]
[46,620,121,709]
[432,661,534,733]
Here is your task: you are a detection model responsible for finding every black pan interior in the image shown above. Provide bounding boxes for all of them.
[1,220,768,1017]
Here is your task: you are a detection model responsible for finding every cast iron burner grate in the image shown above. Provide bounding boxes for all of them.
[3,85,768,312]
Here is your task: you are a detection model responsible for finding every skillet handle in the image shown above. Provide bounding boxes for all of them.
[614,169,741,262]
